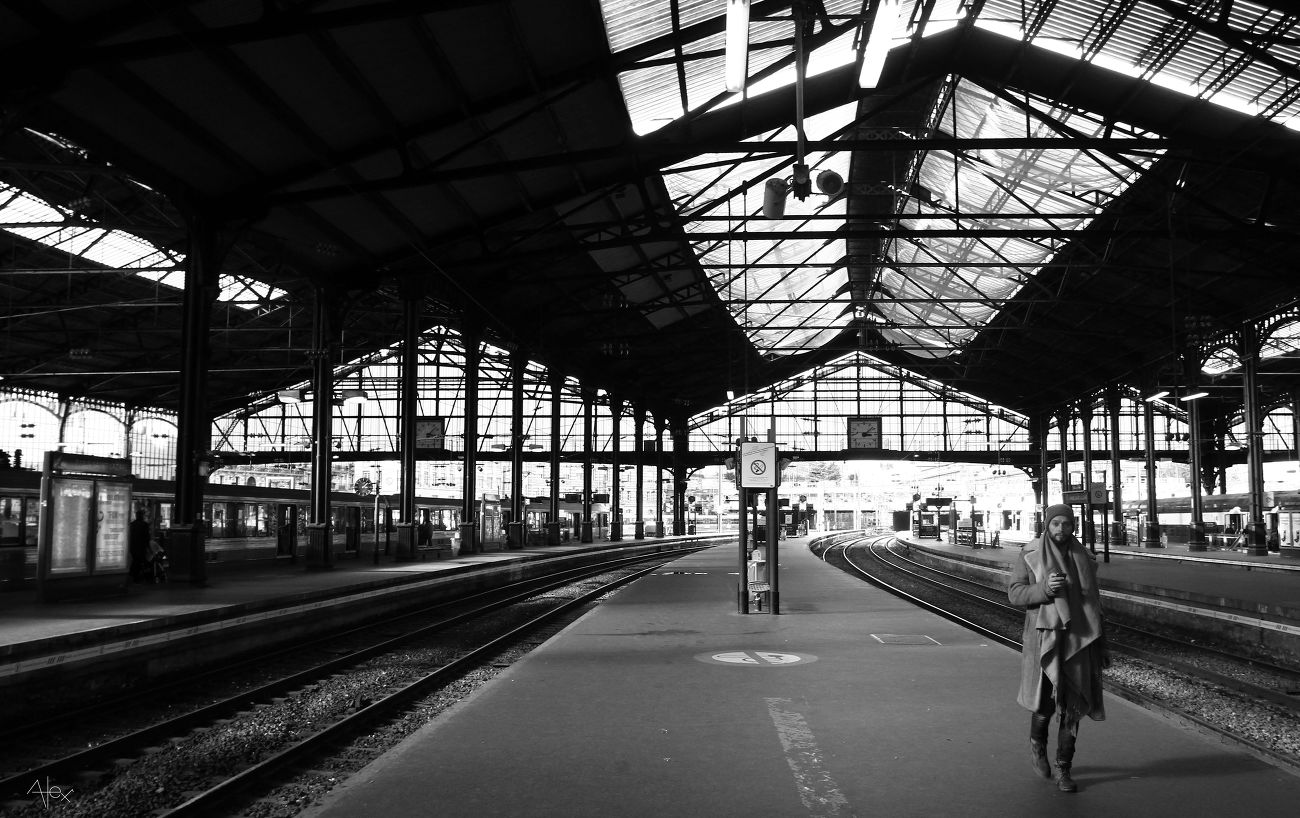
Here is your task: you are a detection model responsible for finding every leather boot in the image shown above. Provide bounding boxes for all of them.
[1029,714,1051,779]
[1055,721,1078,792]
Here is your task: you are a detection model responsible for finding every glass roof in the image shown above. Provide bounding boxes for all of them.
[663,105,855,357]
[978,0,1300,125]
[0,180,286,310]
[1202,317,1300,376]
[880,77,1157,356]
[597,0,1300,361]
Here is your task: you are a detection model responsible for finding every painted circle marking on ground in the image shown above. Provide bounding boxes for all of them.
[695,650,818,666]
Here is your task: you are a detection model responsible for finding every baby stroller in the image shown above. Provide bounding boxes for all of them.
[143,537,168,583]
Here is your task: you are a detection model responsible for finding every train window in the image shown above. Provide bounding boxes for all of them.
[1,496,22,545]
[153,501,173,531]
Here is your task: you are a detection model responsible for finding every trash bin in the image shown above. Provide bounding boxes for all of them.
[506,520,525,549]
[0,547,25,583]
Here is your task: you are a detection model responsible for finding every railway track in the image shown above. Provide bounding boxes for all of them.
[813,533,1300,775]
[0,547,708,817]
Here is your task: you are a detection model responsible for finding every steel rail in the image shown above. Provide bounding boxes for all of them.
[160,550,698,816]
[0,544,709,802]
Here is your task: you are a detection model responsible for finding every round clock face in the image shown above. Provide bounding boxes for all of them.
[849,419,879,448]
[415,420,443,447]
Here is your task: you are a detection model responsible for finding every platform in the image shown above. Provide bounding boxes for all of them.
[0,538,711,689]
[899,532,1300,620]
[302,535,1300,818]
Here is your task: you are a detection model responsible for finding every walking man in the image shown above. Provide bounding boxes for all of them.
[1008,503,1108,792]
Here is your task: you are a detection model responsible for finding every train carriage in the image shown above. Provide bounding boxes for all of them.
[0,470,462,584]
[1123,490,1300,551]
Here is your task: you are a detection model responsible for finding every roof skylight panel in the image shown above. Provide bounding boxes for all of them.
[0,180,284,308]
[665,104,854,356]
[599,0,673,50]
[878,77,1157,357]
[45,227,110,258]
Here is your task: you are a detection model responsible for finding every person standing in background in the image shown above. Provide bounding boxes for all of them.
[129,507,151,582]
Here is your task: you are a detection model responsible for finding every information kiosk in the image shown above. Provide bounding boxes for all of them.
[36,452,133,602]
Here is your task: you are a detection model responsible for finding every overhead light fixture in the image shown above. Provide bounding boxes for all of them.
[340,386,369,406]
[859,0,901,89]
[278,389,304,404]
[724,0,751,93]
[762,165,843,219]
[1143,390,1169,402]
[815,169,845,197]
[762,177,790,219]
[1179,390,1209,402]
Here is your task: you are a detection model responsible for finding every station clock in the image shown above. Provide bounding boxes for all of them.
[847,416,882,450]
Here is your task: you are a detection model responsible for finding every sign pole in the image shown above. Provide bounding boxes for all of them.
[768,485,779,614]
[738,485,749,614]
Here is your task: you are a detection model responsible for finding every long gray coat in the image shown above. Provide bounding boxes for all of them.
[1007,534,1106,719]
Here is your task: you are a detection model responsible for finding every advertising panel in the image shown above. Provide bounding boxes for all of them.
[95,480,132,572]
[49,478,93,575]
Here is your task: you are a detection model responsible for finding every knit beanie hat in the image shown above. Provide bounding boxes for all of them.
[1044,503,1075,525]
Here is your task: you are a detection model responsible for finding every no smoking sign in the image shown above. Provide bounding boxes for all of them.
[738,441,778,488]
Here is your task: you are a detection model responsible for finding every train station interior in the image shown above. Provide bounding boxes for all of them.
[2,1,1300,566]
[4,6,1300,818]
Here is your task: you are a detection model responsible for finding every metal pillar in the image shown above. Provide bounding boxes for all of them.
[395,286,421,562]
[581,389,594,543]
[1032,412,1049,536]
[306,287,342,571]
[1142,393,1162,547]
[670,419,687,535]
[766,425,780,615]
[459,331,482,555]
[1057,408,1070,502]
[737,484,749,614]
[1187,382,1207,551]
[1242,322,1268,556]
[1106,389,1126,548]
[610,400,623,541]
[169,212,220,587]
[547,371,563,545]
[1079,403,1096,552]
[654,421,666,538]
[633,406,646,540]
[507,349,525,548]
[1293,389,1300,473]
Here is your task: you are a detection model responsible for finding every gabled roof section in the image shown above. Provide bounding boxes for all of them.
[1,1,1299,424]
[876,76,1158,357]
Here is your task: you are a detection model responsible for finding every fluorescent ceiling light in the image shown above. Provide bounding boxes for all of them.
[1143,390,1169,402]
[725,0,750,93]
[1179,391,1209,402]
[340,388,369,406]
[859,0,900,88]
